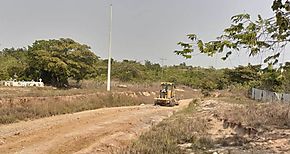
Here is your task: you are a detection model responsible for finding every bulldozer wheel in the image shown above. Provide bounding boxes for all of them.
[154,101,158,106]
[168,102,175,107]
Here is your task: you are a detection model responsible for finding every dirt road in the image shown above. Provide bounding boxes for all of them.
[0,99,192,154]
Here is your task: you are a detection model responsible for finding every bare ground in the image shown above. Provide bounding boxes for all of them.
[0,99,192,154]
[188,99,290,154]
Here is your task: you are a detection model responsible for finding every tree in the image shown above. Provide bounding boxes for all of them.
[27,38,99,87]
[112,60,144,82]
[175,0,290,66]
[144,60,161,71]
[224,64,262,86]
[0,48,28,80]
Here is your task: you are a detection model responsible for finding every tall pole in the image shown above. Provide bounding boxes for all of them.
[107,4,113,91]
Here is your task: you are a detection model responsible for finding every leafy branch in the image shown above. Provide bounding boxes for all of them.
[175,0,290,66]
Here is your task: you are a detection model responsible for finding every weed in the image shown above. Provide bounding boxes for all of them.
[121,99,211,154]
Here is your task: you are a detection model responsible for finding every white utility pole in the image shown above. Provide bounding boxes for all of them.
[107,4,113,91]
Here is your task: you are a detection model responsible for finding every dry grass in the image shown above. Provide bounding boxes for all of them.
[0,86,102,98]
[0,81,196,125]
[0,93,148,124]
[121,88,290,153]
[221,103,290,129]
[121,100,213,154]
[215,88,290,129]
[0,80,195,99]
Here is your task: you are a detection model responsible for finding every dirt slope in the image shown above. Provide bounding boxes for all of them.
[193,99,290,153]
[0,99,192,154]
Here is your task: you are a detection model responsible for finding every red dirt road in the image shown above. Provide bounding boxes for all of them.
[0,99,192,154]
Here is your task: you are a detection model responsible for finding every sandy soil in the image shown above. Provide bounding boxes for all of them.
[195,100,290,154]
[0,99,192,154]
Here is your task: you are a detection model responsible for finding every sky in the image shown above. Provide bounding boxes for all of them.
[0,0,282,68]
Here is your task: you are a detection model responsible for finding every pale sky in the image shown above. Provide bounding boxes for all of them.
[0,0,281,68]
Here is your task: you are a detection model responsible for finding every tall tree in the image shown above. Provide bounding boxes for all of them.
[27,38,99,87]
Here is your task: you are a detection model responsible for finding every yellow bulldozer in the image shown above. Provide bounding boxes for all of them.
[154,82,179,107]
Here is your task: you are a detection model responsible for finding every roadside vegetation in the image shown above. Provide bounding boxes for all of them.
[121,99,214,154]
[0,80,196,125]
[1,40,290,94]
[122,88,290,153]
[1,39,290,129]
[216,89,290,129]
[0,92,151,124]
[1,0,290,152]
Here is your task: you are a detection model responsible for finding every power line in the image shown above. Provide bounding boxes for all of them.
[160,58,167,67]
[160,58,167,80]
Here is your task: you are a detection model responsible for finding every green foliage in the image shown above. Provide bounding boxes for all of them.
[224,64,261,86]
[176,1,290,66]
[0,39,99,87]
[27,38,99,87]
[0,48,28,80]
[0,38,289,93]
[173,0,290,93]
[112,60,144,82]
[261,71,284,92]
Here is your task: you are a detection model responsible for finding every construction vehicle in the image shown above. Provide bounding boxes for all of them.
[154,82,179,106]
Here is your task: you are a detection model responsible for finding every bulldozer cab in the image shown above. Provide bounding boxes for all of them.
[160,82,175,99]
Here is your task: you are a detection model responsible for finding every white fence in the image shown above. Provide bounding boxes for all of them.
[0,80,44,87]
[251,88,290,103]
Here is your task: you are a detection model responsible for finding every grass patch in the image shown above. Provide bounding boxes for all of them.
[0,83,196,125]
[215,88,290,129]
[0,93,148,124]
[121,99,213,154]
[220,102,290,129]
[0,86,102,98]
